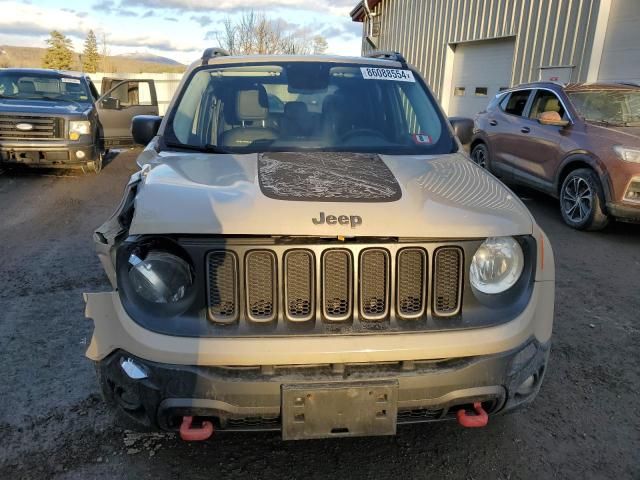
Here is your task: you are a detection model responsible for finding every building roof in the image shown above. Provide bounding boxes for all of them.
[350,0,383,22]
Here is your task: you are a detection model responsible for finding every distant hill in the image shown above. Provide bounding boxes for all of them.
[116,53,183,66]
[0,45,186,73]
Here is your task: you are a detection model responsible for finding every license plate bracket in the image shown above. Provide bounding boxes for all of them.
[281,381,398,440]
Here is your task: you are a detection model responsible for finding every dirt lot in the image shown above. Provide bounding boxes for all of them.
[0,150,638,479]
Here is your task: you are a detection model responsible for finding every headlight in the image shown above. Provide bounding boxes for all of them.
[614,146,640,164]
[470,237,524,294]
[128,251,193,303]
[69,120,91,140]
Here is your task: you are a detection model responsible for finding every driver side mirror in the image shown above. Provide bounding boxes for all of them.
[538,111,570,127]
[101,96,121,110]
[449,116,474,145]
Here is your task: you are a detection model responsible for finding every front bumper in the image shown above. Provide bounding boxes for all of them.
[96,339,550,434]
[0,139,98,167]
[607,201,640,223]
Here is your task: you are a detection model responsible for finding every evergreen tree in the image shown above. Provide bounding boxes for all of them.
[43,31,74,70]
[82,30,100,73]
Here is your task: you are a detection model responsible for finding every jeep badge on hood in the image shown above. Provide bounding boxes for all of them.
[312,212,362,228]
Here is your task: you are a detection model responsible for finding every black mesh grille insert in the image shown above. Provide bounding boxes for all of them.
[285,250,314,321]
[397,248,426,319]
[360,249,389,320]
[323,250,352,320]
[433,247,463,316]
[246,250,276,322]
[207,251,238,323]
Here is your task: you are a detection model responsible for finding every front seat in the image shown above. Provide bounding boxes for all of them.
[222,87,277,148]
[18,80,36,95]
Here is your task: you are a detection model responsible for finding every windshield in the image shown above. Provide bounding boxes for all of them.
[568,89,640,126]
[0,71,91,104]
[166,62,454,154]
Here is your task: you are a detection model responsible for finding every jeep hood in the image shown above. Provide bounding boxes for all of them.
[129,151,533,238]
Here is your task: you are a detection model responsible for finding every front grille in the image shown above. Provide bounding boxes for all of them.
[433,247,463,317]
[0,115,63,139]
[322,250,352,321]
[207,251,238,323]
[245,250,277,322]
[397,248,427,319]
[284,250,314,321]
[359,249,389,320]
[205,242,466,329]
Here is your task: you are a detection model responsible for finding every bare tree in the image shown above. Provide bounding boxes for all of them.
[216,10,320,56]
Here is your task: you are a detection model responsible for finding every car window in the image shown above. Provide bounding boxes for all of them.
[529,90,567,120]
[109,81,153,107]
[567,89,640,126]
[500,90,531,116]
[167,62,453,155]
[0,71,91,103]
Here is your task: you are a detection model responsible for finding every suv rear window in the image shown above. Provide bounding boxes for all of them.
[165,62,454,155]
[500,90,531,116]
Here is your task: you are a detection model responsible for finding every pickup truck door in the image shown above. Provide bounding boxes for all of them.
[96,79,158,147]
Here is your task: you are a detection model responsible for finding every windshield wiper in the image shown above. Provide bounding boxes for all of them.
[165,141,229,154]
[39,95,82,107]
[584,118,624,127]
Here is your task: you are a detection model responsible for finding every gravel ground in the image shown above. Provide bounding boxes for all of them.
[0,150,638,480]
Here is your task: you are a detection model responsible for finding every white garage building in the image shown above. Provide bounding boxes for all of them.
[350,0,640,117]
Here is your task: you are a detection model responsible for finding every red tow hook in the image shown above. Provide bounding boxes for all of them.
[456,402,489,428]
[179,416,214,441]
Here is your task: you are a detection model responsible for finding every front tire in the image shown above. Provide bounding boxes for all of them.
[559,168,609,231]
[470,142,490,169]
[87,149,104,174]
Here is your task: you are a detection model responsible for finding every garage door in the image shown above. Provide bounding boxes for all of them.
[448,38,515,117]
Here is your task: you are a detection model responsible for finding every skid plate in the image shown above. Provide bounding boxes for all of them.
[282,381,398,440]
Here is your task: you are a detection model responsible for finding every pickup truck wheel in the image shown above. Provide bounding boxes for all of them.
[559,168,609,231]
[470,143,489,169]
[87,150,103,174]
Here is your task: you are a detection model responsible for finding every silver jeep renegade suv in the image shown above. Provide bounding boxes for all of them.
[85,49,554,441]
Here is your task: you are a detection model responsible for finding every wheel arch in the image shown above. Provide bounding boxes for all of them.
[554,153,612,202]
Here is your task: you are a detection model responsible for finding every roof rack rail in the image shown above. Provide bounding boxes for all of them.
[202,48,230,65]
[364,51,408,68]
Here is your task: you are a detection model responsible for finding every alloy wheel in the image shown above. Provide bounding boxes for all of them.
[471,146,487,168]
[562,176,593,223]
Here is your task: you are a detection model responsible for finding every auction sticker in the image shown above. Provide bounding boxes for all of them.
[61,78,81,84]
[361,67,415,82]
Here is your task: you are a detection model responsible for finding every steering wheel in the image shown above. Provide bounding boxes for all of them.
[340,128,384,143]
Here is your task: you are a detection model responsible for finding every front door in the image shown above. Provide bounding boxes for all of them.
[96,79,158,147]
[510,89,572,191]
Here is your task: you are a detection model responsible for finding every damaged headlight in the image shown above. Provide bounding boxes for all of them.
[470,236,524,294]
[128,251,193,303]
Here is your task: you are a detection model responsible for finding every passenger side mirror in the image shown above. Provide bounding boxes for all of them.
[101,96,121,110]
[132,115,162,146]
[538,111,570,127]
[449,117,474,145]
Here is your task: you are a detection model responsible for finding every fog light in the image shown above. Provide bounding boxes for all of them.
[120,357,148,380]
[516,375,536,396]
[75,150,86,159]
[625,181,640,201]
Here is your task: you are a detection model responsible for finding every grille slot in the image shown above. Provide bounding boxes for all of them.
[0,115,62,139]
[245,250,277,322]
[207,251,238,323]
[433,247,463,317]
[397,248,427,319]
[359,249,389,320]
[322,249,352,321]
[284,250,314,322]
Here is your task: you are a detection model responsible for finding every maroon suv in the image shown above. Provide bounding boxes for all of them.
[471,82,640,230]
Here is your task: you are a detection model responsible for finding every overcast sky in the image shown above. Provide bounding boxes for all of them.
[0,0,363,63]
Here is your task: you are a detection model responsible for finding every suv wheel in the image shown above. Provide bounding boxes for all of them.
[470,143,489,169]
[559,168,609,231]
